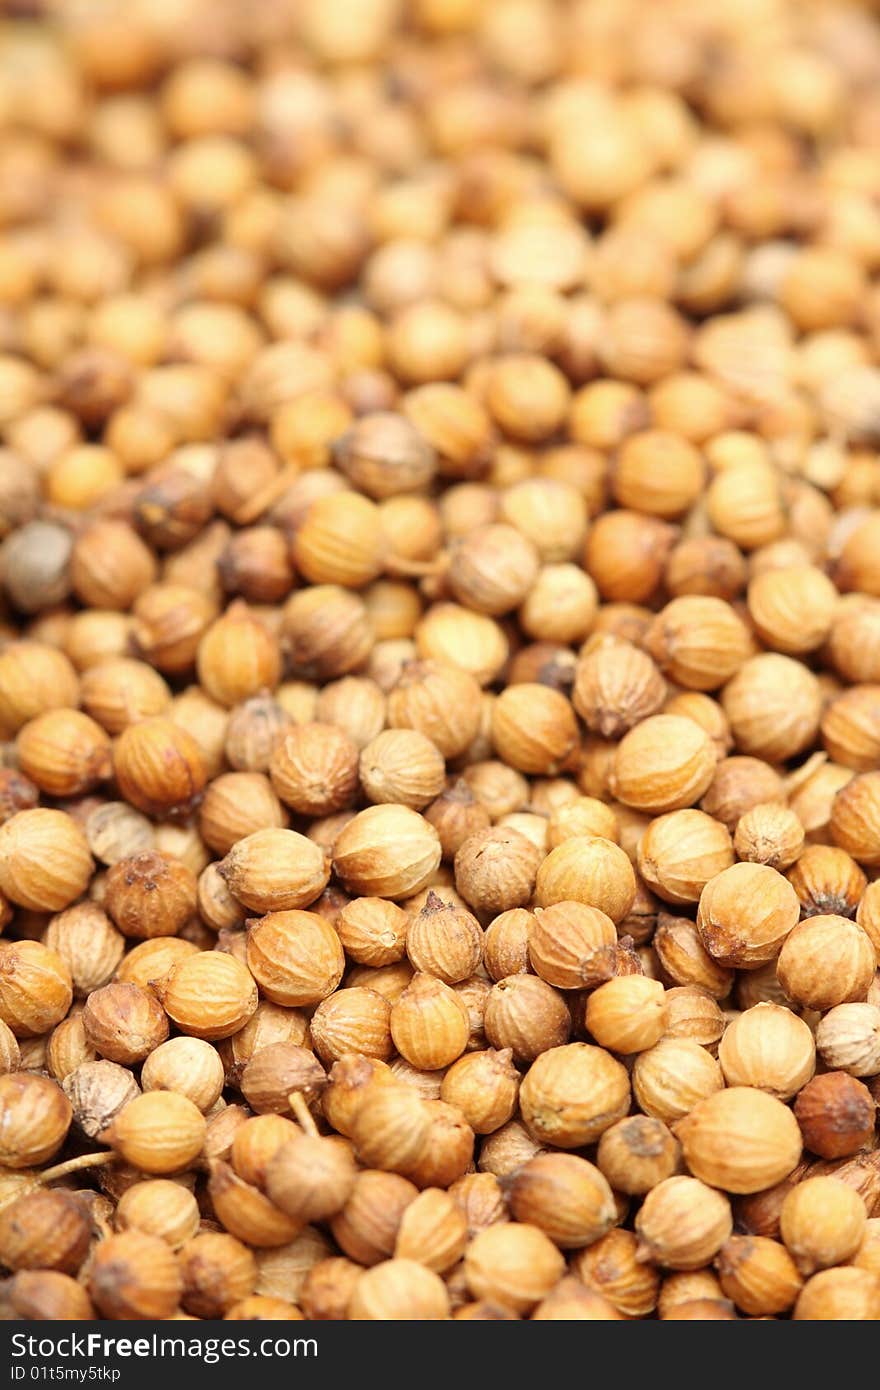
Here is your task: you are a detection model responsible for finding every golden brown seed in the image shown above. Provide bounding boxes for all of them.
[406,892,482,984]
[483,975,571,1064]
[82,982,169,1065]
[104,850,197,940]
[633,1039,724,1124]
[219,829,329,913]
[857,879,880,955]
[585,975,668,1054]
[0,1021,20,1076]
[793,1267,880,1321]
[246,910,344,1007]
[656,1270,727,1319]
[329,1168,417,1267]
[310,988,392,1065]
[482,908,533,981]
[0,643,80,734]
[440,1049,519,1136]
[677,1088,803,1195]
[722,654,821,763]
[0,1074,71,1168]
[531,1278,626,1320]
[648,596,751,692]
[116,938,199,990]
[748,566,839,654]
[269,723,359,818]
[199,772,288,857]
[597,1115,681,1196]
[299,1257,363,1321]
[293,492,387,589]
[520,1042,630,1149]
[454,826,541,918]
[387,662,482,761]
[115,1181,201,1249]
[101,1091,207,1174]
[0,1189,91,1275]
[830,771,880,865]
[17,710,111,799]
[196,604,281,708]
[535,837,636,923]
[663,691,732,761]
[44,903,124,997]
[823,681,880,770]
[46,1014,95,1081]
[113,717,207,819]
[153,953,258,1043]
[349,1084,433,1179]
[547,797,619,849]
[638,809,734,905]
[0,940,73,1038]
[208,1159,303,1248]
[573,640,666,738]
[718,1003,815,1100]
[788,845,865,921]
[448,524,540,616]
[0,809,93,912]
[283,585,374,682]
[585,511,677,604]
[509,1153,616,1250]
[635,1177,733,1271]
[781,1177,867,1276]
[573,1229,660,1318]
[79,662,170,741]
[464,1222,565,1315]
[333,805,441,900]
[198,863,247,932]
[612,430,704,519]
[528,901,618,990]
[611,716,716,814]
[734,802,805,871]
[776,915,876,1011]
[390,974,470,1071]
[131,584,216,675]
[230,1114,298,1190]
[487,355,570,443]
[179,1231,257,1319]
[415,604,508,688]
[716,1236,803,1317]
[853,1220,880,1276]
[359,729,446,809]
[697,862,800,969]
[397,1095,467,1184]
[520,563,598,644]
[335,897,408,967]
[168,686,229,781]
[349,1258,450,1321]
[89,1231,182,1321]
[490,683,578,776]
[393,1187,468,1274]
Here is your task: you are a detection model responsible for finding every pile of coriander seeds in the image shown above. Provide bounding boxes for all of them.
[0,0,880,1323]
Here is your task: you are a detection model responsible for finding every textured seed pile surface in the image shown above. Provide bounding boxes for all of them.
[0,0,879,1323]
